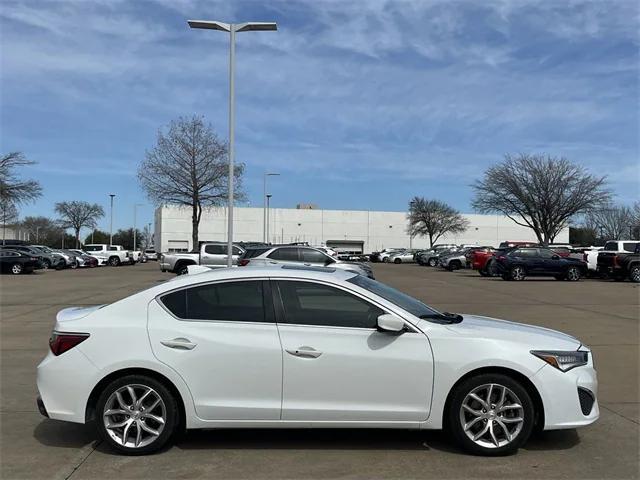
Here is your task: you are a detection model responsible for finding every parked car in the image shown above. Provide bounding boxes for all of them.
[84,244,132,267]
[36,264,598,456]
[596,241,640,282]
[159,242,245,275]
[495,247,586,281]
[66,249,98,268]
[144,249,158,261]
[0,249,39,274]
[439,248,477,271]
[568,247,602,276]
[69,249,108,266]
[421,247,461,267]
[239,245,374,279]
[1,245,50,269]
[498,241,539,249]
[369,248,404,263]
[388,249,419,264]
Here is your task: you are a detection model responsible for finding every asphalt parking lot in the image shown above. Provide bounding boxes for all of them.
[1,262,638,479]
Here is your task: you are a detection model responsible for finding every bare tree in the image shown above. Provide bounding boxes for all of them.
[138,116,243,249]
[20,216,62,244]
[472,154,610,244]
[0,152,42,243]
[0,199,18,244]
[55,201,105,248]
[584,204,633,240]
[408,197,469,247]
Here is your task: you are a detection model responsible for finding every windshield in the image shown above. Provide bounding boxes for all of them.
[347,275,440,318]
[84,245,102,252]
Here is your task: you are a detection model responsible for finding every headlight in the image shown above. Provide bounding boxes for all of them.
[530,350,588,372]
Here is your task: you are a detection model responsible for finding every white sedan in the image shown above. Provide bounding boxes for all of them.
[36,265,598,455]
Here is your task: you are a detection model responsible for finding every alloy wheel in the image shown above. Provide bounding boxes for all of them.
[459,383,524,449]
[11,263,23,274]
[103,384,166,449]
[566,267,580,281]
[630,266,640,283]
[428,258,437,267]
[511,266,525,281]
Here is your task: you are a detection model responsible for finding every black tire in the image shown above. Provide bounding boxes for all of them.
[501,273,510,281]
[428,258,437,267]
[70,261,78,269]
[108,256,121,267]
[393,258,401,264]
[450,260,462,271]
[565,266,581,281]
[629,265,640,283]
[175,263,193,275]
[95,375,178,455]
[382,257,390,263]
[509,266,526,281]
[447,373,535,456]
[42,259,51,270]
[479,269,489,277]
[10,263,23,275]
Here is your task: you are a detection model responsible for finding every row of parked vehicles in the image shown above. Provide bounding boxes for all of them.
[0,241,160,275]
[372,240,640,283]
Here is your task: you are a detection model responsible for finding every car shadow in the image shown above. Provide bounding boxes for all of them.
[524,429,580,451]
[33,419,98,449]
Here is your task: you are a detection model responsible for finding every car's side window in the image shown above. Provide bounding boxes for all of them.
[300,249,329,264]
[160,280,268,322]
[276,280,383,329]
[204,244,225,255]
[623,243,637,253]
[268,248,299,261]
[538,249,554,259]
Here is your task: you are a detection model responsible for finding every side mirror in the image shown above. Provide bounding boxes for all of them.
[376,314,405,334]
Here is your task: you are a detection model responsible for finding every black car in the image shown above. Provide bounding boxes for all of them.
[495,247,586,281]
[0,249,39,274]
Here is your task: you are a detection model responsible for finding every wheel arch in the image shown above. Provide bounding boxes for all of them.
[85,367,186,431]
[442,366,545,432]
[173,259,196,273]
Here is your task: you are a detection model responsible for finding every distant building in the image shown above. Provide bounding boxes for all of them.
[154,205,569,253]
[296,203,318,210]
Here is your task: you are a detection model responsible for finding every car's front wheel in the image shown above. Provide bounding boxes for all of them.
[10,263,23,275]
[428,258,437,267]
[393,258,401,264]
[509,266,526,281]
[108,256,121,267]
[565,266,581,281]
[96,375,178,455]
[448,373,535,456]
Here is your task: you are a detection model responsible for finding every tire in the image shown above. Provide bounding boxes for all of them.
[393,258,401,264]
[428,258,438,267]
[629,265,640,283]
[42,259,51,270]
[176,263,193,276]
[382,257,390,263]
[450,260,462,271]
[509,266,526,281]
[501,273,510,281]
[447,373,535,456]
[108,256,121,267]
[11,263,23,275]
[479,269,489,277]
[70,261,78,269]
[565,266,581,281]
[96,375,178,455]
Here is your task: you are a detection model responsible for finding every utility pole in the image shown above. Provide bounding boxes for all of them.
[109,194,115,246]
[266,194,272,244]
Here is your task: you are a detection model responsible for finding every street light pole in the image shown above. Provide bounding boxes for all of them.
[263,172,280,242]
[266,194,272,244]
[109,194,115,247]
[133,203,144,251]
[188,19,277,267]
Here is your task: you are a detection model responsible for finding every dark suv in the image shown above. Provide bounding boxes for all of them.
[495,247,586,281]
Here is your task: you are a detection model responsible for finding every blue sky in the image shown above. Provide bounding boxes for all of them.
[1,0,638,232]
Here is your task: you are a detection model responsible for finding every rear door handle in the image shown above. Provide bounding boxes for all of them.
[161,338,197,350]
[286,346,322,358]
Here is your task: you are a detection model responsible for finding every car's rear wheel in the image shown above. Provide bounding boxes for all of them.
[509,266,526,281]
[96,375,178,455]
[448,373,534,456]
[108,256,121,267]
[565,266,581,281]
[450,260,461,271]
[428,258,437,267]
[629,265,640,283]
[11,263,23,275]
[393,258,401,264]
[42,259,50,270]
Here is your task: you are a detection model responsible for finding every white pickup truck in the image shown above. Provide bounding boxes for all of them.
[159,242,245,275]
[84,244,134,266]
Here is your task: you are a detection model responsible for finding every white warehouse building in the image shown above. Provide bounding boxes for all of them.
[154,205,568,253]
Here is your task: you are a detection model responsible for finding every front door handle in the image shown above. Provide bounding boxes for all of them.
[161,338,197,350]
[286,346,322,358]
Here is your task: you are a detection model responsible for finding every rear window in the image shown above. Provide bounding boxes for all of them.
[160,281,268,322]
[242,248,270,259]
[622,242,638,252]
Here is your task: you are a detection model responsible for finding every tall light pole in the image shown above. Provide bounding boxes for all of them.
[109,194,115,247]
[133,203,144,251]
[148,222,152,248]
[263,172,280,242]
[266,194,272,244]
[188,19,277,267]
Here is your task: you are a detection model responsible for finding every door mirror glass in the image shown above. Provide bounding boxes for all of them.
[376,314,405,334]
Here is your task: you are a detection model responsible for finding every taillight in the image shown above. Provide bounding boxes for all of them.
[238,259,250,266]
[49,332,89,356]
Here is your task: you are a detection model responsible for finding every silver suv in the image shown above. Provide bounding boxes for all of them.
[240,246,374,279]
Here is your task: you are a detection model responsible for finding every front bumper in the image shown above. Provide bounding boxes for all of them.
[530,361,599,430]
[159,261,171,272]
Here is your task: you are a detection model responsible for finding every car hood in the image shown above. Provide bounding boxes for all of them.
[444,314,581,350]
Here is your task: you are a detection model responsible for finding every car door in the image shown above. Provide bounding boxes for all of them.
[266,247,301,266]
[538,248,562,274]
[201,244,225,266]
[147,278,283,420]
[273,279,433,422]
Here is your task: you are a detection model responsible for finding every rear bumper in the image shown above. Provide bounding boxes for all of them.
[37,395,49,418]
